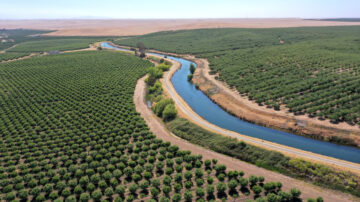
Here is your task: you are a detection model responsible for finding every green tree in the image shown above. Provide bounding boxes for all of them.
[190,63,196,74]
[252,185,262,196]
[172,193,182,202]
[162,185,171,196]
[184,190,193,202]
[91,190,103,201]
[150,187,160,198]
[290,188,302,199]
[79,193,90,202]
[195,188,205,198]
[216,182,227,195]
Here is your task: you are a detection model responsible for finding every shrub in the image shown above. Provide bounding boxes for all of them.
[184,190,193,202]
[154,99,174,117]
[252,185,262,196]
[172,193,182,202]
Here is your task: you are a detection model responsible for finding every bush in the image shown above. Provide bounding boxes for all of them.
[150,187,160,198]
[154,98,174,117]
[163,104,177,121]
[157,63,171,71]
[172,193,182,202]
[190,63,196,74]
[252,185,262,195]
[80,193,90,202]
[184,190,193,202]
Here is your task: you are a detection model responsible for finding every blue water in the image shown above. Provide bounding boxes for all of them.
[102,42,360,163]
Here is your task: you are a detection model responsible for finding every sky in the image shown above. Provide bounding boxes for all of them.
[0,0,359,19]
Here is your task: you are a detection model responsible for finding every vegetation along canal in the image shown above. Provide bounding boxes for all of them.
[102,42,360,164]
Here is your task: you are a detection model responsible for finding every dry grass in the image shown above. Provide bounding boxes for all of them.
[1,19,360,36]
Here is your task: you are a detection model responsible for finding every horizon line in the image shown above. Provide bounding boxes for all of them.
[1,17,360,21]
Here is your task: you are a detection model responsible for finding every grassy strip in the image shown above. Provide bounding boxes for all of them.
[167,118,360,197]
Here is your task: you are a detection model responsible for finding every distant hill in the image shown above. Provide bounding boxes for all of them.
[308,18,360,22]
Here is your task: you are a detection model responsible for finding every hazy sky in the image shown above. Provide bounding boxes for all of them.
[0,0,359,19]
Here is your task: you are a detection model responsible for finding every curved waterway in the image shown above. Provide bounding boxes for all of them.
[102,42,360,163]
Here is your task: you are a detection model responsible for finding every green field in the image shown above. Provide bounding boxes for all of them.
[6,38,98,53]
[0,50,311,201]
[0,52,30,61]
[0,29,51,51]
[0,29,111,61]
[117,26,360,125]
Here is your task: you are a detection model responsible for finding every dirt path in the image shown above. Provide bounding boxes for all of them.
[134,75,359,202]
[191,57,360,147]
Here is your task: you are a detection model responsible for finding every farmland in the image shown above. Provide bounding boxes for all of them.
[0,49,313,201]
[6,38,97,53]
[0,29,109,61]
[117,26,360,140]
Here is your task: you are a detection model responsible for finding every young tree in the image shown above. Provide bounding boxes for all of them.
[79,193,90,202]
[190,64,196,74]
[184,190,193,202]
[228,179,238,192]
[150,187,160,198]
[172,193,182,202]
[216,182,227,195]
[252,185,262,196]
[91,189,102,201]
[195,188,205,198]
[162,185,171,196]
[290,188,302,199]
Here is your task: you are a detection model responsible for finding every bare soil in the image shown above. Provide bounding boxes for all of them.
[1,19,360,36]
[133,75,359,202]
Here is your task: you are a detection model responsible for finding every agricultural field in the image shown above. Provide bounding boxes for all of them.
[0,52,30,62]
[0,29,110,61]
[0,29,50,51]
[117,26,360,125]
[6,38,99,53]
[0,50,310,201]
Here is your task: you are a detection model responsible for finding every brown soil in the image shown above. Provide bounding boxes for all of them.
[133,75,359,202]
[1,19,360,36]
[190,57,360,147]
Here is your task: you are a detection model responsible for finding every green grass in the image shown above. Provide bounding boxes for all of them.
[117,26,360,126]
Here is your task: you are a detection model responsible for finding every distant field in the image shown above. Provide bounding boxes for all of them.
[0,29,50,51]
[118,26,360,125]
[1,19,360,36]
[0,29,110,61]
[0,52,30,61]
[7,38,97,53]
[310,18,360,22]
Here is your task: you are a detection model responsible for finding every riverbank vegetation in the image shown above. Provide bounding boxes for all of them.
[167,118,360,197]
[145,60,177,122]
[117,26,360,134]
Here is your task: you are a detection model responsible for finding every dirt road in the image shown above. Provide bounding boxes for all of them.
[134,75,359,202]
